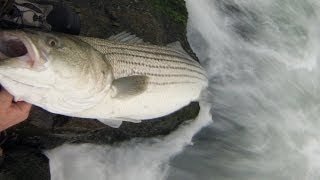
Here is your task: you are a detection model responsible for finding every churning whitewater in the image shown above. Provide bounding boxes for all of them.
[47,0,320,179]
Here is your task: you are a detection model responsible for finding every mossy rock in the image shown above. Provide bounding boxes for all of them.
[150,0,187,25]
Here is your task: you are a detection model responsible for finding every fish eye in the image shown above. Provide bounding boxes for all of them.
[47,38,58,47]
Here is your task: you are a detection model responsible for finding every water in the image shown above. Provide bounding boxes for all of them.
[46,0,320,179]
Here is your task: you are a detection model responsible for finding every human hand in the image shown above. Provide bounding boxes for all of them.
[0,88,32,132]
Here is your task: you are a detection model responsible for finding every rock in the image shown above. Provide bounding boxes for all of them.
[0,0,200,179]
[0,145,50,180]
[4,102,199,149]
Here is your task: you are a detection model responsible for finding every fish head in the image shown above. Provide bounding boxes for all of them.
[0,30,112,113]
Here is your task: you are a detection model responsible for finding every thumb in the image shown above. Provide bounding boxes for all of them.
[14,101,32,113]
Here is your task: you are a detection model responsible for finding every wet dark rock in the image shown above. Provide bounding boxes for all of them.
[0,0,200,179]
[5,102,199,149]
[0,146,50,180]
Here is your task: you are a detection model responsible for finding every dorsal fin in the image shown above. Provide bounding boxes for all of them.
[108,31,144,44]
[166,41,195,61]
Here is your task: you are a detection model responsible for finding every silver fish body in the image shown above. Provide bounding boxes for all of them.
[0,30,208,127]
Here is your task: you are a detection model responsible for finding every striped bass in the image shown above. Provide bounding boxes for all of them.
[0,30,208,127]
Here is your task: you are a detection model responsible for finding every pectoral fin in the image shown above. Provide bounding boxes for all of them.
[111,75,149,99]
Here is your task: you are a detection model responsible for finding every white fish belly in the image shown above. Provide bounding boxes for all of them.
[109,82,205,120]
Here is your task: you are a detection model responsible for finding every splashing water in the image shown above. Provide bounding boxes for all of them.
[47,0,320,179]
[168,0,320,179]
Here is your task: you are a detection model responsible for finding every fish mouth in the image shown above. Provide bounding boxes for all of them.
[0,31,39,68]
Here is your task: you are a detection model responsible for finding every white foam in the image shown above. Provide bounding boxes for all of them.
[166,0,320,179]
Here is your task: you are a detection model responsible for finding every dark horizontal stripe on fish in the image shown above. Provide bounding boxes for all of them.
[133,71,207,81]
[106,53,207,77]
[124,43,191,59]
[107,45,197,64]
[112,58,207,78]
[148,81,199,86]
[92,40,190,58]
[105,50,201,70]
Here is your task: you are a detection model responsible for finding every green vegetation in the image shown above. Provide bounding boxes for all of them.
[150,0,188,25]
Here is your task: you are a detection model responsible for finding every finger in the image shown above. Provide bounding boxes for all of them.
[0,117,26,132]
[0,119,17,132]
[1,102,31,131]
[14,101,32,113]
[0,89,13,110]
